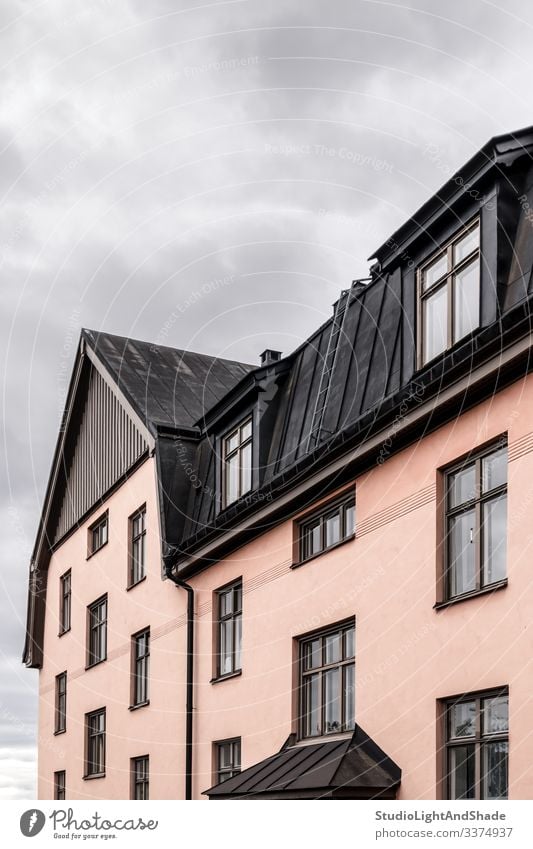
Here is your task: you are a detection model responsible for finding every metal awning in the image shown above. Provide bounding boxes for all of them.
[204,726,401,800]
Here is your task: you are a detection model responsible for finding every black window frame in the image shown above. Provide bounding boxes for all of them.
[215,579,242,679]
[131,628,150,708]
[297,493,356,565]
[215,737,241,784]
[128,505,146,588]
[443,440,508,602]
[54,770,66,800]
[221,416,253,508]
[298,619,356,740]
[131,755,149,800]
[87,595,108,668]
[417,217,481,368]
[54,671,67,734]
[59,569,71,635]
[84,707,106,779]
[443,687,509,800]
[87,511,108,557]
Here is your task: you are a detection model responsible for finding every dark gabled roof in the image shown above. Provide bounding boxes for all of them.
[180,270,410,541]
[204,726,401,800]
[370,124,533,269]
[82,329,255,431]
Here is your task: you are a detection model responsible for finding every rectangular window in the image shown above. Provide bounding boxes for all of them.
[222,417,252,507]
[87,596,107,667]
[85,708,106,777]
[88,512,108,556]
[299,621,355,738]
[131,756,149,799]
[59,570,71,634]
[419,219,480,366]
[131,629,150,707]
[55,672,67,734]
[215,738,241,784]
[129,506,146,586]
[54,770,66,800]
[444,442,507,600]
[298,494,356,563]
[216,580,242,678]
[443,689,508,799]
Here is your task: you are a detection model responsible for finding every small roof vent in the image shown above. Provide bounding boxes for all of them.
[260,349,282,365]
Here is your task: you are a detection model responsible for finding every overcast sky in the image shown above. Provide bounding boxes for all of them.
[2,0,533,800]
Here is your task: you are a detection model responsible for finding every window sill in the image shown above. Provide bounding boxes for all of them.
[83,772,106,781]
[126,575,147,591]
[291,533,355,570]
[86,540,108,561]
[58,627,71,638]
[129,700,150,711]
[434,579,507,610]
[297,730,354,744]
[53,728,66,736]
[210,669,242,685]
[85,658,107,671]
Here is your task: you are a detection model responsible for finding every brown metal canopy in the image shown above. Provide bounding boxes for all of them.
[204,726,401,800]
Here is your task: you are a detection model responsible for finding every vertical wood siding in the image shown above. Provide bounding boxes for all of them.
[53,368,148,544]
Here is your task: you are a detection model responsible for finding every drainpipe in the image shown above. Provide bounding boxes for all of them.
[166,564,194,801]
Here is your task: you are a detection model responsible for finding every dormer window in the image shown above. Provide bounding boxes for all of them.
[419,219,480,367]
[222,417,252,507]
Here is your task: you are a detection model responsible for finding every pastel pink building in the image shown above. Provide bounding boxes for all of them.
[24,126,533,800]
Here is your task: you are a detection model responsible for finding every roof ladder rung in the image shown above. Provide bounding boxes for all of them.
[306,291,351,451]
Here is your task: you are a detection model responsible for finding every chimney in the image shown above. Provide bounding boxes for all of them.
[260,349,282,366]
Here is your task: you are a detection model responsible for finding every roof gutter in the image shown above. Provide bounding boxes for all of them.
[165,564,195,801]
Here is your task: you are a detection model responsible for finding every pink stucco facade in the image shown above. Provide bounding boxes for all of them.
[38,371,533,799]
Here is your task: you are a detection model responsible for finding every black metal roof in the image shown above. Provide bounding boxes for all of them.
[82,329,255,431]
[204,726,401,800]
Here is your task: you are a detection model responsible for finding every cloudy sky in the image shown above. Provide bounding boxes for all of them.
[2,0,533,800]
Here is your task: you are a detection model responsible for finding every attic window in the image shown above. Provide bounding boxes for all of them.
[88,511,108,557]
[418,219,480,367]
[222,417,252,507]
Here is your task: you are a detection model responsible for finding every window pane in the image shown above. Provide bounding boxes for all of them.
[345,504,356,537]
[453,258,480,343]
[304,639,321,670]
[453,224,479,265]
[344,664,355,731]
[219,589,232,618]
[448,510,476,596]
[225,431,239,454]
[449,701,476,738]
[483,742,508,799]
[344,627,355,659]
[449,745,475,799]
[304,674,320,737]
[423,286,447,363]
[482,447,507,493]
[324,669,341,733]
[240,441,252,495]
[303,520,321,559]
[219,742,232,769]
[234,614,242,671]
[324,632,341,665]
[423,254,448,290]
[241,420,252,441]
[448,464,476,508]
[325,512,341,547]
[483,696,509,734]
[220,619,233,675]
[482,495,507,586]
[226,454,239,504]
